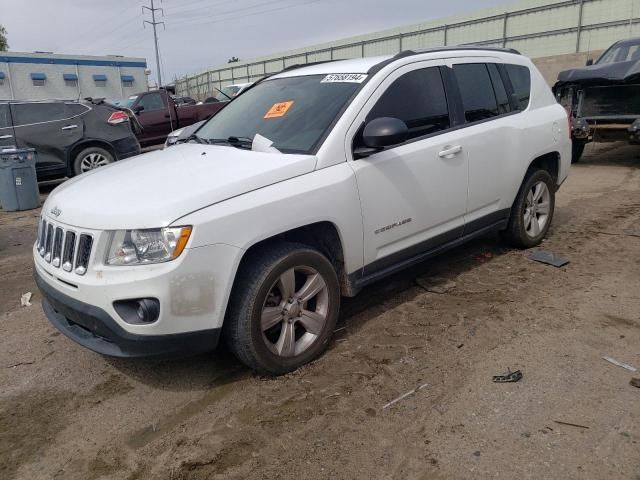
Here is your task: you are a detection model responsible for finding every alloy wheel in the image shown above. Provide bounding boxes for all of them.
[261,266,329,358]
[80,152,110,172]
[523,180,551,238]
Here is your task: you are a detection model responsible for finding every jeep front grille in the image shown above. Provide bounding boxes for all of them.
[37,218,93,276]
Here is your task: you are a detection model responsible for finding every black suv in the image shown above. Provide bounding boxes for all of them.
[0,99,141,180]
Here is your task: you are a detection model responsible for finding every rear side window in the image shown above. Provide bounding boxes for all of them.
[367,67,450,140]
[505,64,531,110]
[487,64,511,114]
[137,93,165,112]
[0,104,11,129]
[453,63,499,123]
[12,103,69,126]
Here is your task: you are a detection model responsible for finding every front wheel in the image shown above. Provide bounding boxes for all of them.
[503,170,556,248]
[224,243,340,375]
[572,141,586,163]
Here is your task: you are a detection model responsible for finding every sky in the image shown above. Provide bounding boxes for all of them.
[0,0,516,84]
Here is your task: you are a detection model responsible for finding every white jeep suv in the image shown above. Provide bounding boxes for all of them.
[34,47,570,375]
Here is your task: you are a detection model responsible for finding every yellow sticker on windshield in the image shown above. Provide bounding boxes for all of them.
[264,100,294,119]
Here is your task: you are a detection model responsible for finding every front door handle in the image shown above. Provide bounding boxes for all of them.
[61,124,78,131]
[438,145,462,158]
[0,134,13,139]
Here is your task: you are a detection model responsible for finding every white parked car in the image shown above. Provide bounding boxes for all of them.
[34,47,570,374]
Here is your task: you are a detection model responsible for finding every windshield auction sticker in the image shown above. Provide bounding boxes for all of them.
[321,73,368,83]
[264,100,294,119]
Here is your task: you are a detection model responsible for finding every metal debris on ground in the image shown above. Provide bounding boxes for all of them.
[382,383,429,410]
[528,250,570,267]
[415,276,456,294]
[553,420,589,429]
[602,356,638,372]
[20,292,32,307]
[630,378,640,388]
[492,369,523,383]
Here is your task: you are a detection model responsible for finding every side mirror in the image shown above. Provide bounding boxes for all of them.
[586,59,594,66]
[133,104,144,114]
[363,117,409,149]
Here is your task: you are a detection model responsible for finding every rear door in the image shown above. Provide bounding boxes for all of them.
[446,60,518,229]
[0,102,15,148]
[11,102,84,174]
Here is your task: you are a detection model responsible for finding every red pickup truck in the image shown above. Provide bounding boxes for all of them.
[120,89,225,147]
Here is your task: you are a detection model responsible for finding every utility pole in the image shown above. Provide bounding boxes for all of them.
[143,0,164,88]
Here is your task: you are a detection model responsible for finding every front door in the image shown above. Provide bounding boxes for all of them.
[347,63,469,275]
[133,92,173,145]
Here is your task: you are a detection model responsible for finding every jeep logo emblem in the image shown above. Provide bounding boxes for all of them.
[51,206,62,217]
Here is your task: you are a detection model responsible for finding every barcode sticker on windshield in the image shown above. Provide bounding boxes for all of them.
[264,100,294,119]
[321,74,368,83]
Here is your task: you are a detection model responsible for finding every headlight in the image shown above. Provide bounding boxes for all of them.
[106,226,192,266]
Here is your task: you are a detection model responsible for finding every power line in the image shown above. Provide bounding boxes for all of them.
[143,0,165,87]
[168,0,300,24]
[166,0,321,29]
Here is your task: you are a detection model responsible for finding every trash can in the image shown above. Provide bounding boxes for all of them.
[0,148,40,212]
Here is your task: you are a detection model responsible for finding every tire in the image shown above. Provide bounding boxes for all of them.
[571,141,586,164]
[73,146,114,176]
[224,242,340,375]
[503,170,556,249]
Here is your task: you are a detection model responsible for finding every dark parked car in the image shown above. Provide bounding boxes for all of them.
[0,99,141,179]
[554,37,640,162]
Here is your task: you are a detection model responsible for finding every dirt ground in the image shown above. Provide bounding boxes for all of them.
[1,142,639,480]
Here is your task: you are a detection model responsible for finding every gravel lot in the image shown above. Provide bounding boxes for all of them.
[1,143,639,480]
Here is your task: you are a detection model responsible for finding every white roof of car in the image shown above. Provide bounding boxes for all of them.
[272,48,524,79]
[272,56,392,79]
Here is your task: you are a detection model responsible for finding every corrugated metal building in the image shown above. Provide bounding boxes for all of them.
[0,52,148,100]
[176,0,640,98]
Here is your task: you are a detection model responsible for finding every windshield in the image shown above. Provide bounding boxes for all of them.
[196,75,363,154]
[597,41,640,64]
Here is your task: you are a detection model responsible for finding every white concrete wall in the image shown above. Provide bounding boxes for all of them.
[0,52,147,101]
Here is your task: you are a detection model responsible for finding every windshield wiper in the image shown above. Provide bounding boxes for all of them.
[206,136,253,149]
[182,133,209,144]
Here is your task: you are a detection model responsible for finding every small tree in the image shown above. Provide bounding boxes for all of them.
[0,25,8,51]
[227,56,239,63]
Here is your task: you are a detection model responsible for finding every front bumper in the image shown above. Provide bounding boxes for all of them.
[35,269,220,357]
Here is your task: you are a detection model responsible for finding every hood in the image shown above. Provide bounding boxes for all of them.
[555,59,640,88]
[45,143,317,230]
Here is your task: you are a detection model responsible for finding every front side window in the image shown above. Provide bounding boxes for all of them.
[137,93,166,112]
[366,67,450,140]
[505,64,531,110]
[453,63,500,123]
[12,102,69,126]
[196,75,362,154]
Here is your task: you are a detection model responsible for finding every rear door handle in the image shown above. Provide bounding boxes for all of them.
[0,134,13,139]
[61,124,78,131]
[438,145,462,158]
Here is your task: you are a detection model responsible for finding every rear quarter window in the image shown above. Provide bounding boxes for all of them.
[505,64,531,110]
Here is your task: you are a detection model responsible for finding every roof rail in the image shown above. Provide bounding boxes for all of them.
[368,45,521,74]
[280,60,333,73]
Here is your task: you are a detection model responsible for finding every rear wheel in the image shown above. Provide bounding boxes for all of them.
[73,147,114,176]
[504,170,555,248]
[224,243,340,375]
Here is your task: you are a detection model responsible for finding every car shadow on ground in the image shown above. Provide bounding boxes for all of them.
[104,231,513,391]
